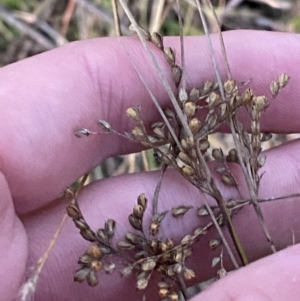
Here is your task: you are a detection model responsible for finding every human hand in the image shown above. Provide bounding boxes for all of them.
[1,30,300,301]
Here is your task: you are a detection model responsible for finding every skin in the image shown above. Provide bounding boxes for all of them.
[1,30,300,301]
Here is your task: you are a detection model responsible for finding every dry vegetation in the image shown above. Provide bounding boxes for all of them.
[3,0,300,301]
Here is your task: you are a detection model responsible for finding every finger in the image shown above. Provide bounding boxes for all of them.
[0,173,28,300]
[192,244,300,301]
[2,31,300,213]
[22,140,300,301]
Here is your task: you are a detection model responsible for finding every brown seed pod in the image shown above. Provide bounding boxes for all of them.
[133,204,144,219]
[189,117,202,134]
[226,148,239,163]
[279,73,289,88]
[126,107,140,121]
[202,80,214,95]
[252,96,268,112]
[132,126,145,139]
[129,24,151,40]
[172,65,182,87]
[242,88,253,104]
[270,81,279,97]
[183,101,196,117]
[182,165,194,177]
[197,206,209,216]
[181,234,192,246]
[96,229,108,244]
[164,47,175,66]
[80,229,96,242]
[224,79,236,95]
[141,259,156,271]
[189,87,200,102]
[138,193,148,210]
[74,267,90,283]
[183,268,195,280]
[98,119,111,132]
[125,232,146,246]
[86,244,102,259]
[117,240,135,250]
[178,151,190,164]
[78,254,92,265]
[129,214,143,231]
[67,204,81,220]
[87,270,98,287]
[207,92,220,108]
[171,205,191,217]
[159,287,169,298]
[90,260,103,272]
[105,219,116,238]
[151,32,163,49]
[74,219,88,230]
[150,221,160,236]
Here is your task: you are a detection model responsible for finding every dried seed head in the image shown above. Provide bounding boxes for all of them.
[209,239,221,250]
[151,32,163,49]
[137,278,148,290]
[98,119,111,132]
[86,270,98,287]
[164,47,175,66]
[189,118,202,134]
[270,81,279,97]
[224,79,236,95]
[87,245,102,259]
[129,214,142,231]
[105,219,116,238]
[183,268,195,280]
[279,73,289,88]
[137,193,148,210]
[126,107,140,121]
[141,259,156,271]
[183,101,196,117]
[67,204,81,220]
[172,65,182,86]
[90,260,103,272]
[212,148,224,162]
[172,205,191,217]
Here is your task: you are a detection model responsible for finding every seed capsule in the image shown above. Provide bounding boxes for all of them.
[168,291,179,301]
[80,229,96,242]
[197,206,209,216]
[121,266,133,276]
[98,119,111,132]
[212,148,224,162]
[126,107,140,121]
[90,260,103,272]
[141,259,156,271]
[209,238,221,250]
[67,204,81,219]
[164,47,175,66]
[151,32,163,49]
[224,79,236,95]
[87,244,102,258]
[74,267,90,283]
[128,214,142,231]
[270,81,279,97]
[87,270,98,287]
[183,268,195,280]
[183,101,196,117]
[137,278,148,290]
[117,240,135,250]
[105,219,116,238]
[189,117,202,134]
[279,73,289,88]
[172,65,182,86]
[104,263,115,274]
[172,205,191,217]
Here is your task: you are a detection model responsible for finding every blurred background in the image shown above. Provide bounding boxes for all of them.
[0,0,298,180]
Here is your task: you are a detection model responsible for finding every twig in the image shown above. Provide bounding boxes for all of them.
[112,0,122,36]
